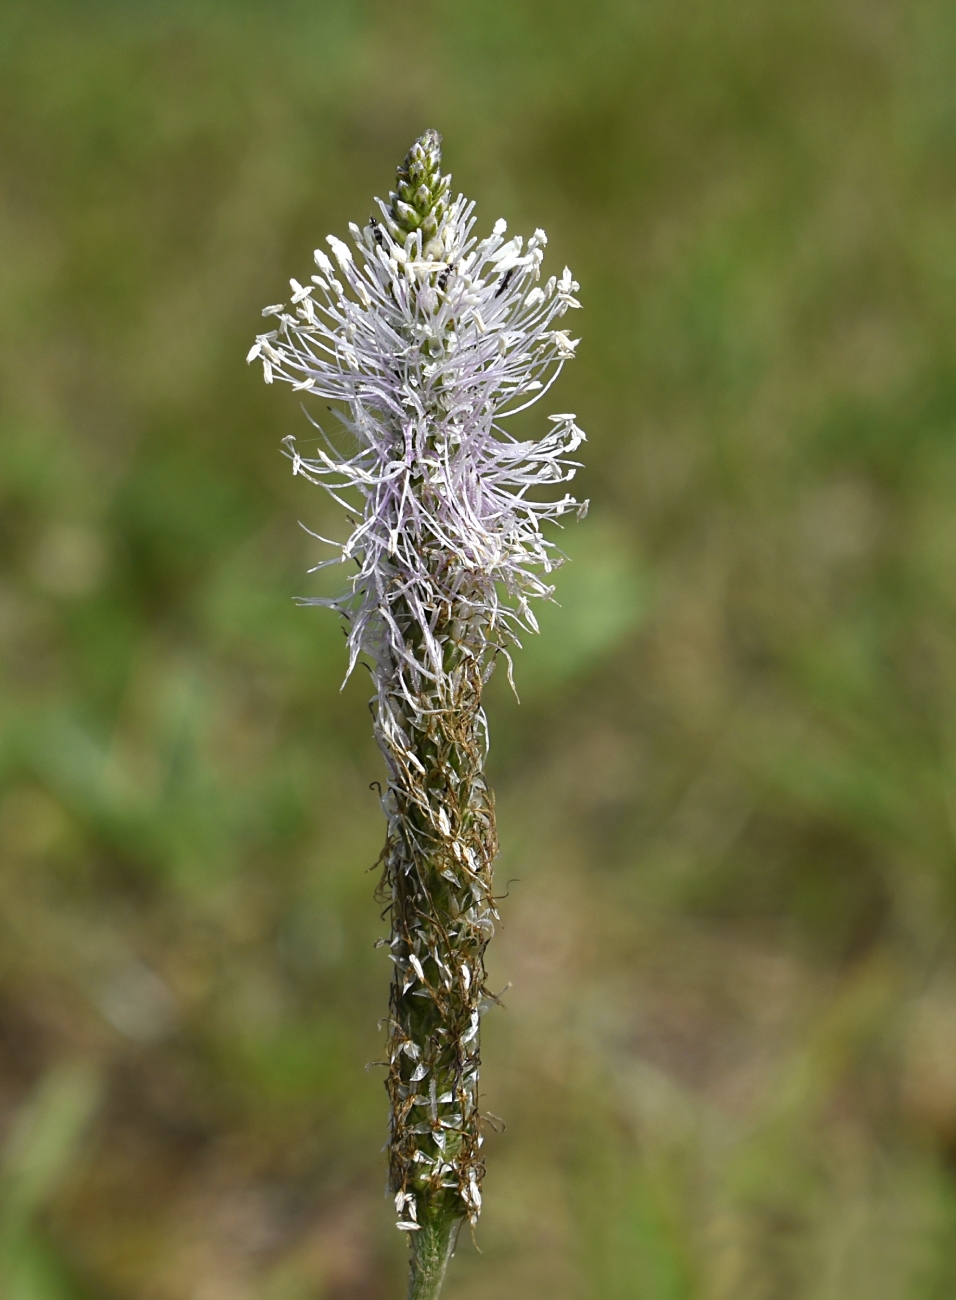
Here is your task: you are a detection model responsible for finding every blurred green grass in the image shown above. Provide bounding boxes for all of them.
[3,0,956,1295]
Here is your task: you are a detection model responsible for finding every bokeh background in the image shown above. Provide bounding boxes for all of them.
[3,0,956,1296]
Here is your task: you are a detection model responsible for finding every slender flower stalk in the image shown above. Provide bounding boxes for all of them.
[249,130,585,1299]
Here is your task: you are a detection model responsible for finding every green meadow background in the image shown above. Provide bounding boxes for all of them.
[3,0,956,1295]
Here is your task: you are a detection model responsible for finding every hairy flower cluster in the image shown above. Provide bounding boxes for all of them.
[247,129,586,687]
[250,131,585,1258]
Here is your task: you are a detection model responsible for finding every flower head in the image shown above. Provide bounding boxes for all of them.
[248,130,586,685]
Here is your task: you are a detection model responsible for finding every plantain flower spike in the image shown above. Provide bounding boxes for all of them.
[249,129,585,1299]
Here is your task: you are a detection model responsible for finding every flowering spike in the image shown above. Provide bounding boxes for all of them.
[251,131,585,1299]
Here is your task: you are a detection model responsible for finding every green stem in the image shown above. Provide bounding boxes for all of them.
[407,1213,462,1300]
